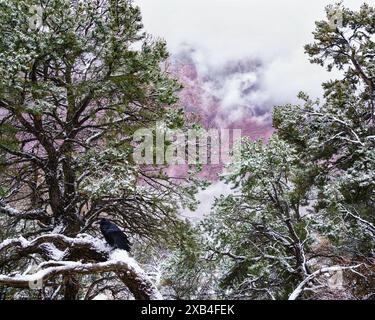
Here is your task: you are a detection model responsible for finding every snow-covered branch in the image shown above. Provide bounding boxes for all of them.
[0,201,52,225]
[0,235,162,300]
[0,233,109,266]
[340,206,375,236]
[308,112,365,146]
[288,265,362,300]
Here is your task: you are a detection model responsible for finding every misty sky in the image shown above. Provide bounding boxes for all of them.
[135,0,368,104]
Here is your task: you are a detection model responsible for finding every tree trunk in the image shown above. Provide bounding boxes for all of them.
[63,276,80,300]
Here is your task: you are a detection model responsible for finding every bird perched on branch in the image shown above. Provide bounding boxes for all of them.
[99,218,131,252]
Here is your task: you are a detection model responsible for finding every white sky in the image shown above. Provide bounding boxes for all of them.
[135,0,370,104]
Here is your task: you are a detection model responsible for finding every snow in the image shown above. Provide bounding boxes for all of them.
[288,264,362,300]
[41,243,67,261]
[74,234,110,253]
[0,236,29,251]
[0,203,20,215]
[92,293,109,300]
[52,224,64,234]
[0,233,109,256]
[109,249,163,300]
[0,238,163,300]
[110,250,145,276]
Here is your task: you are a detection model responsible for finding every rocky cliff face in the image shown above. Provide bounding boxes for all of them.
[168,47,274,180]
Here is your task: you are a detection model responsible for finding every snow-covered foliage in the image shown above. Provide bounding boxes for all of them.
[1,1,374,300]
[162,3,375,300]
[0,0,198,300]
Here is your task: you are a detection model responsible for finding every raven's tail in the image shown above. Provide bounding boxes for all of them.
[112,232,131,252]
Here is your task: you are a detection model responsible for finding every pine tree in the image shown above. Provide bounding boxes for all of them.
[274,3,375,248]
[0,0,197,300]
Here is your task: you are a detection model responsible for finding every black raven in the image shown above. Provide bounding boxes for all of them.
[99,218,131,252]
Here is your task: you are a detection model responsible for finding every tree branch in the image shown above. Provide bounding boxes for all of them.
[288,264,362,300]
[0,235,162,300]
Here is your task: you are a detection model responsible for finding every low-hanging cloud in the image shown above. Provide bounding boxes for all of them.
[136,0,365,104]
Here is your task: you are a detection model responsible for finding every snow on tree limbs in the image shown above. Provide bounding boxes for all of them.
[0,0,195,300]
[0,230,162,300]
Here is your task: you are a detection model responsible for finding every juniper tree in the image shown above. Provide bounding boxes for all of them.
[274,3,375,249]
[0,0,197,300]
[198,137,317,299]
